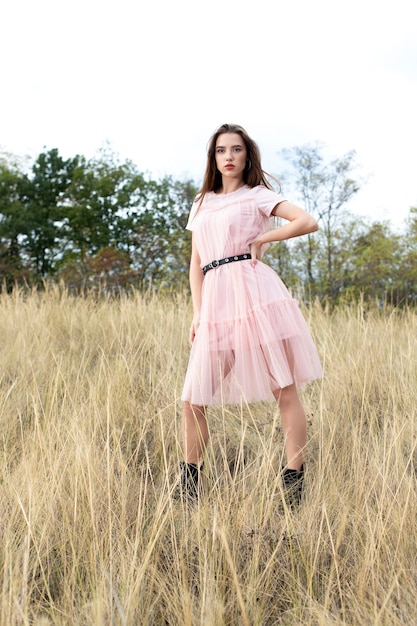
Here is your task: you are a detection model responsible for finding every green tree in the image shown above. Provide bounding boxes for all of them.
[0,158,30,288]
[344,221,402,303]
[20,149,76,278]
[63,148,146,260]
[128,176,197,288]
[398,207,417,305]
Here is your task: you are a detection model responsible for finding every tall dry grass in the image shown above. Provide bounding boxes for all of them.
[0,285,416,625]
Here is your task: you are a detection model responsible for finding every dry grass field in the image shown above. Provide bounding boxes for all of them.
[0,286,416,625]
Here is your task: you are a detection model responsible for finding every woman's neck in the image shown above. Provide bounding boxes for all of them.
[217,179,245,195]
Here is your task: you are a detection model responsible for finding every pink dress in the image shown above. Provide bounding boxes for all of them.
[181,184,322,406]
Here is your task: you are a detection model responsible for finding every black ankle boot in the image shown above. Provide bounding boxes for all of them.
[282,464,304,509]
[179,462,202,502]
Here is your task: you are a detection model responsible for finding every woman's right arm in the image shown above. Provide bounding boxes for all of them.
[189,234,204,343]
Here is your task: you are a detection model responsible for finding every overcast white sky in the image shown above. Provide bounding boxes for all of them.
[1,0,416,227]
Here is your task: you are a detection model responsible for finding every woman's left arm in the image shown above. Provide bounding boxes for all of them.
[250,201,318,262]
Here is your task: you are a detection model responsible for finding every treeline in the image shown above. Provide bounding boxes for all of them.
[267,144,417,306]
[0,146,195,292]
[0,143,416,305]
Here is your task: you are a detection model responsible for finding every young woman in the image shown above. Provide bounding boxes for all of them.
[179,123,322,505]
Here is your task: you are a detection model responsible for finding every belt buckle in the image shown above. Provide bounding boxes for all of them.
[211,259,219,269]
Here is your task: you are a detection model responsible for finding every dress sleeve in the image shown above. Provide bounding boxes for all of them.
[253,185,287,217]
[185,200,199,231]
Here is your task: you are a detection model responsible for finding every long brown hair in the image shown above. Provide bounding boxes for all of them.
[196,123,281,205]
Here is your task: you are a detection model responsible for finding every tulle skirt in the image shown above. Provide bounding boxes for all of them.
[181,260,322,406]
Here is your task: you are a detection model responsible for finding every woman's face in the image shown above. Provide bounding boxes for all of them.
[215,133,247,182]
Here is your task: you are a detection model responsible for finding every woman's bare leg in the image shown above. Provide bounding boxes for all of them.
[274,384,306,471]
[182,402,209,464]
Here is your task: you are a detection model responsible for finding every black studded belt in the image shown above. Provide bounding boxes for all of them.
[202,253,251,275]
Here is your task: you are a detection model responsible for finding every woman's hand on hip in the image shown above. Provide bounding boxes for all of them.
[250,240,264,266]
